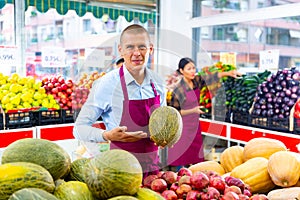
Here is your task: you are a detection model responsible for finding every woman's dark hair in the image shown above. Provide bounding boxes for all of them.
[177,57,195,74]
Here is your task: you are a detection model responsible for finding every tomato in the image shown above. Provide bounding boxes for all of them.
[294,110,300,118]
[295,100,300,112]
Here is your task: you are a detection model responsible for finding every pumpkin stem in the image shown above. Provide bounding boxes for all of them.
[282,181,289,186]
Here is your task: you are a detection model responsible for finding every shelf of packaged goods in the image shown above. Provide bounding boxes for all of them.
[0,128,36,148]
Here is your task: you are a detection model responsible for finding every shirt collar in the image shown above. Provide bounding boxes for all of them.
[122,65,150,86]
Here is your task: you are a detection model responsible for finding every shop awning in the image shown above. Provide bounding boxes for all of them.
[0,0,156,23]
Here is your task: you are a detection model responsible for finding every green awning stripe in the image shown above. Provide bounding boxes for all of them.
[0,0,156,23]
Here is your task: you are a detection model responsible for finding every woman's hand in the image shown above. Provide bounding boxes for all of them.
[219,70,242,78]
[103,126,147,142]
[193,106,206,114]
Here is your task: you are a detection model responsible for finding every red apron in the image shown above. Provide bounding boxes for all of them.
[110,66,160,177]
[167,84,204,166]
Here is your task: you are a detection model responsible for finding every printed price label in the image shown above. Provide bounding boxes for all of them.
[259,49,279,70]
[0,46,18,66]
[41,47,66,67]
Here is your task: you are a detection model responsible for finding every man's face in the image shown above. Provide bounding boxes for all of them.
[118,32,153,72]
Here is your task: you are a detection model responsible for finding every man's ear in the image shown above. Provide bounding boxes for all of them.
[149,43,154,55]
[118,44,123,56]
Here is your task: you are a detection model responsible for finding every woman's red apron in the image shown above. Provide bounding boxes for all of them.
[167,84,204,166]
[110,66,160,177]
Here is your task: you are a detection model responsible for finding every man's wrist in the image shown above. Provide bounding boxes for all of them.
[103,131,110,142]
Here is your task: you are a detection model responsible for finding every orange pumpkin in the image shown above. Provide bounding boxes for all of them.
[243,137,287,161]
[267,151,300,187]
[220,145,244,172]
[188,160,225,175]
[230,157,275,194]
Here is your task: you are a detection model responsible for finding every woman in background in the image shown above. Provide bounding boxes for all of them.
[168,57,240,170]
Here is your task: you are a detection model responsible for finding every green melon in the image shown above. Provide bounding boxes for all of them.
[149,106,182,147]
[84,149,143,199]
[107,196,139,200]
[0,162,55,200]
[135,188,164,200]
[54,181,94,200]
[1,138,71,180]
[8,188,58,200]
[65,157,90,182]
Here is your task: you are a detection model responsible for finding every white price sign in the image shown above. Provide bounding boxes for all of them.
[41,47,66,67]
[197,52,212,71]
[84,48,105,68]
[259,49,279,70]
[0,46,18,66]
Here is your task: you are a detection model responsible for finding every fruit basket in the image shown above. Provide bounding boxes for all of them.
[62,109,75,124]
[232,110,250,126]
[4,109,35,129]
[32,109,63,126]
[248,114,269,129]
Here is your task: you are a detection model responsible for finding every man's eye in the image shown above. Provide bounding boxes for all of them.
[127,46,134,50]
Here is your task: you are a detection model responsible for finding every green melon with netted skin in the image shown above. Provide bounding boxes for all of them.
[1,138,71,180]
[54,181,94,200]
[108,196,139,200]
[84,149,143,199]
[66,158,90,183]
[149,106,182,147]
[8,188,58,200]
[0,162,55,200]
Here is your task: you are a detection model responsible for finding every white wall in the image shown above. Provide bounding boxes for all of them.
[156,0,193,78]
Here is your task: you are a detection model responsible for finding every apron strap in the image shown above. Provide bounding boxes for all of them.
[119,66,129,100]
[150,79,158,97]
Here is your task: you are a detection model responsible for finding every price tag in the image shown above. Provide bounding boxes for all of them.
[41,47,66,67]
[84,48,105,68]
[0,46,18,66]
[259,49,279,70]
[220,52,236,66]
[197,52,212,70]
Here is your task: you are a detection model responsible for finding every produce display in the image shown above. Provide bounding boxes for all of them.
[0,73,60,112]
[1,136,300,199]
[251,68,300,119]
[149,106,183,147]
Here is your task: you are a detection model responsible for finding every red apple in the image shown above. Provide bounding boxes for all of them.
[162,171,178,185]
[61,83,68,90]
[161,190,178,200]
[201,187,220,200]
[47,82,54,89]
[151,178,167,193]
[143,174,158,188]
[224,185,242,195]
[178,175,191,186]
[58,77,65,84]
[54,82,61,88]
[209,176,226,194]
[249,194,268,200]
[177,167,193,177]
[176,184,192,199]
[66,79,73,88]
[42,77,49,84]
[51,88,58,94]
[186,190,201,200]
[190,172,210,190]
[66,88,73,94]
[170,182,179,192]
[221,191,240,200]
